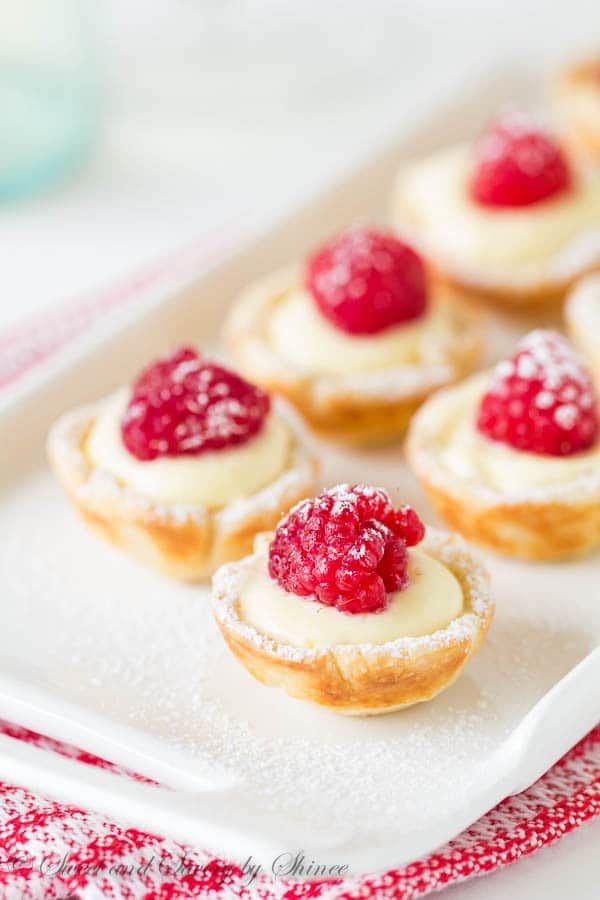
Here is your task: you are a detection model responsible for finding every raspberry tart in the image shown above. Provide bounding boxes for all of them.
[47,347,318,580]
[555,58,600,160]
[407,330,600,559]
[393,112,600,306]
[224,225,482,444]
[566,272,600,385]
[211,484,493,715]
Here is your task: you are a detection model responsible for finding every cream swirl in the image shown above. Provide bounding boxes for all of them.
[397,144,600,270]
[266,286,458,375]
[435,376,600,495]
[239,548,463,648]
[86,388,291,508]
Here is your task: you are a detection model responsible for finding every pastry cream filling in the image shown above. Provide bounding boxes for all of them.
[564,81,600,125]
[436,379,600,494]
[266,286,453,375]
[400,144,600,269]
[86,388,291,508]
[239,548,463,648]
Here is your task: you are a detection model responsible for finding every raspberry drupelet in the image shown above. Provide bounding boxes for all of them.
[477,330,599,457]
[305,225,427,335]
[121,346,270,461]
[470,114,572,208]
[268,484,425,614]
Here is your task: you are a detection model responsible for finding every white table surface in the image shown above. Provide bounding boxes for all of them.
[1,1,599,894]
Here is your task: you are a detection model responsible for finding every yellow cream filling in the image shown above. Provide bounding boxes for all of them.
[86,388,291,508]
[399,144,600,269]
[564,80,600,126]
[437,378,600,493]
[239,548,463,648]
[266,286,453,375]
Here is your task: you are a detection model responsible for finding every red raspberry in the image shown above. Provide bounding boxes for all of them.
[470,114,572,207]
[268,485,425,614]
[477,331,598,456]
[121,346,270,461]
[305,225,427,335]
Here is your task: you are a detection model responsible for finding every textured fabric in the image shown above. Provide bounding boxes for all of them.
[0,241,599,899]
[0,721,598,899]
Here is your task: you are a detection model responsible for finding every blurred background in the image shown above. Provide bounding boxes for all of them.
[1,0,599,332]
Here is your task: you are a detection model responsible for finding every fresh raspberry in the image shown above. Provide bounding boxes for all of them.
[477,331,598,457]
[121,346,270,461]
[305,225,427,335]
[268,485,425,614]
[470,114,572,207]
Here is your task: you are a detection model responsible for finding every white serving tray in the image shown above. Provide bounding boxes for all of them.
[0,68,599,878]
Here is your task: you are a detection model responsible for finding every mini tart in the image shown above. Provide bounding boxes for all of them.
[566,273,600,385]
[555,59,600,159]
[406,372,600,560]
[47,396,318,581]
[223,265,482,444]
[212,530,493,715]
[392,144,600,307]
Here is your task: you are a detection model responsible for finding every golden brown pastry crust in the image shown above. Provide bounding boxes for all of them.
[566,273,600,385]
[406,376,600,560]
[47,401,318,581]
[555,59,600,159]
[223,266,483,444]
[392,157,600,308]
[411,476,600,560]
[211,531,493,716]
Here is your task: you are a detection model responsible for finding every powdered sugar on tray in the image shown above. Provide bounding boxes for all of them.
[1,441,598,842]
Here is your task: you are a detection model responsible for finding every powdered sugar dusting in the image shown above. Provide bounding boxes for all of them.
[306,225,427,335]
[266,484,424,614]
[316,362,455,401]
[48,396,315,528]
[212,528,492,663]
[122,347,270,461]
[231,264,479,405]
[479,330,598,456]
[409,371,600,505]
[394,149,600,291]
[488,330,594,401]
[4,413,599,847]
[471,112,572,208]
[80,468,207,525]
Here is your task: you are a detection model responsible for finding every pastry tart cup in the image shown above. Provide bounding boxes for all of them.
[566,272,600,385]
[406,374,600,560]
[211,531,493,716]
[392,159,600,308]
[47,400,318,581]
[555,59,600,159]
[224,266,483,444]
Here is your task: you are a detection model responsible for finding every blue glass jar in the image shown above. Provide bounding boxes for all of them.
[0,0,101,201]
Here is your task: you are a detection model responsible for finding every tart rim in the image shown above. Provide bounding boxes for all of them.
[47,394,319,580]
[554,58,600,157]
[406,370,600,507]
[223,264,483,441]
[566,272,600,381]
[406,372,600,560]
[212,529,492,663]
[392,149,600,304]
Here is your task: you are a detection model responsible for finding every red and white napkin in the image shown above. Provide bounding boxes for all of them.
[0,720,598,900]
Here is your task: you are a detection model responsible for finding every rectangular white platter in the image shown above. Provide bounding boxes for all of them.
[0,67,599,878]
